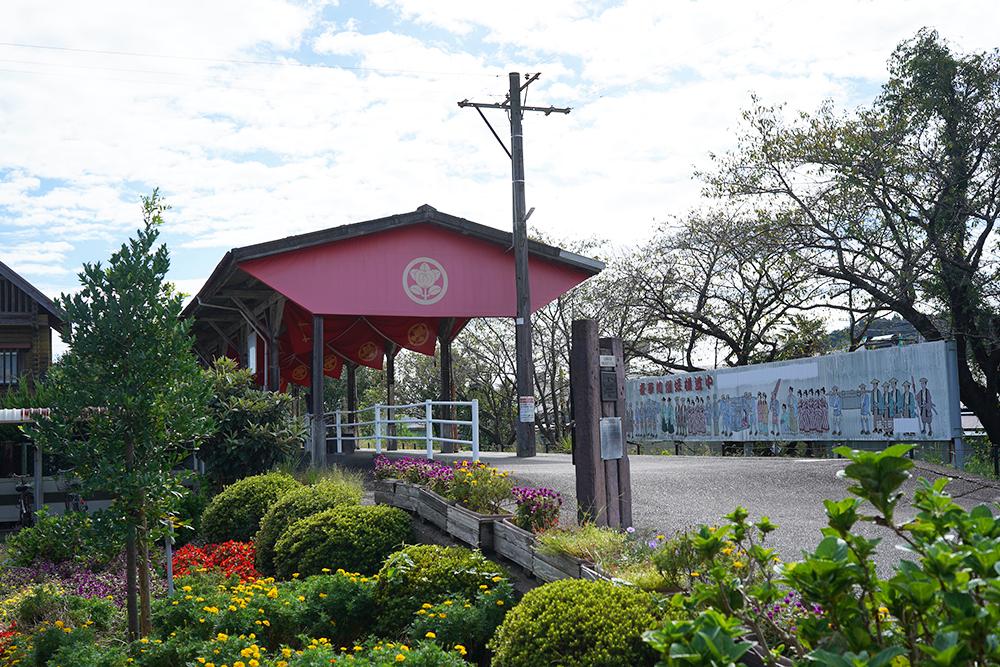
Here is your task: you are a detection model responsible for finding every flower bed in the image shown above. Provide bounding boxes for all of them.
[172,540,260,581]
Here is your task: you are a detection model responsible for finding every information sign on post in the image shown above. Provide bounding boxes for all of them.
[518,396,536,423]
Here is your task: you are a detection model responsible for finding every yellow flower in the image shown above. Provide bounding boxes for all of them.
[733,561,745,569]
[691,571,701,578]
[395,654,406,662]
[454,645,468,656]
[425,631,436,639]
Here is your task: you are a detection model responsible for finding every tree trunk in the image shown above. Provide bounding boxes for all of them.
[125,523,138,641]
[137,507,153,636]
[125,438,138,641]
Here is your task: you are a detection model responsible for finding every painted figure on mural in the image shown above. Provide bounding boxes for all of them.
[819,387,830,433]
[829,386,843,435]
[780,403,790,436]
[859,383,871,434]
[885,378,899,437]
[756,392,768,436]
[769,380,781,436]
[871,379,884,434]
[787,387,798,434]
[901,380,916,419]
[661,396,674,435]
[917,377,935,437]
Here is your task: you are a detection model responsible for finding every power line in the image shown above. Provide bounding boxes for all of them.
[0,41,498,78]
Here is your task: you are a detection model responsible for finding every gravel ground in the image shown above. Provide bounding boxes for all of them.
[343,450,1000,573]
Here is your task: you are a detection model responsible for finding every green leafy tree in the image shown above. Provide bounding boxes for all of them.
[30,190,212,639]
[200,356,305,487]
[708,28,1000,447]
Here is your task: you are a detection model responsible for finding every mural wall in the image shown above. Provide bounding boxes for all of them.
[626,341,961,443]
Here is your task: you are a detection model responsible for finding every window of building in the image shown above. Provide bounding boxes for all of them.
[0,350,19,384]
[247,332,257,375]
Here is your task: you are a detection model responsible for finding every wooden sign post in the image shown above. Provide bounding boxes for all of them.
[570,319,632,528]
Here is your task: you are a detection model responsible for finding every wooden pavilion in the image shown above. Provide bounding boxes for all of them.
[182,204,603,460]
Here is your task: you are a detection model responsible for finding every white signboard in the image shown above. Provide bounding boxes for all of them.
[626,341,961,443]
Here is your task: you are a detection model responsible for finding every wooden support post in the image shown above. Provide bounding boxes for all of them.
[570,319,606,526]
[438,319,457,454]
[385,343,397,450]
[267,297,285,392]
[310,315,326,467]
[601,336,632,529]
[345,362,358,455]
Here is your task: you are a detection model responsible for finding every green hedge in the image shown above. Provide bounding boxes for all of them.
[199,471,300,543]
[489,578,659,667]
[272,505,412,579]
[374,544,508,636]
[255,478,363,575]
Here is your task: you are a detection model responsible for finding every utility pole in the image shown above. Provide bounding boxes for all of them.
[459,72,570,457]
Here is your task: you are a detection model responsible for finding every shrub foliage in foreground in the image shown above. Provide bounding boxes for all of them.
[273,505,412,579]
[642,443,1000,666]
[489,578,659,667]
[199,471,301,543]
[255,478,363,575]
[374,544,509,636]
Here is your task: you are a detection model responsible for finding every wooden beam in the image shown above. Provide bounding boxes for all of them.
[438,318,457,454]
[310,314,326,466]
[571,319,607,526]
[267,296,285,392]
[385,342,397,450]
[344,363,358,455]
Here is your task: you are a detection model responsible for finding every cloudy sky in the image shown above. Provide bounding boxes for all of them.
[1,0,998,311]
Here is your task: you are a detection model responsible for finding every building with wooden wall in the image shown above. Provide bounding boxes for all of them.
[0,261,64,389]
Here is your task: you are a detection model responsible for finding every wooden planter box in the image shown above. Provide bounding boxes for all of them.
[447,504,510,550]
[493,518,535,570]
[373,479,397,506]
[532,548,588,582]
[415,487,451,531]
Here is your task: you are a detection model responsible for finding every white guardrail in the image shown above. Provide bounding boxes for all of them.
[326,399,479,461]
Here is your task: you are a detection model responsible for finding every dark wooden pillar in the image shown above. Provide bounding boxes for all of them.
[267,297,285,391]
[344,362,358,455]
[310,315,326,466]
[570,319,606,525]
[600,336,632,529]
[385,343,398,450]
[438,319,456,454]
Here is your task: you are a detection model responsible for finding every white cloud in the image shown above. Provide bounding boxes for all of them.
[0,0,996,284]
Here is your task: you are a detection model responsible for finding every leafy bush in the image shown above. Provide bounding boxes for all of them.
[489,578,659,667]
[199,471,300,542]
[199,357,306,487]
[642,444,1000,665]
[5,508,123,567]
[406,578,515,664]
[48,640,129,667]
[273,505,411,579]
[255,477,363,575]
[374,544,508,636]
[446,460,513,513]
[151,570,377,650]
[643,609,753,667]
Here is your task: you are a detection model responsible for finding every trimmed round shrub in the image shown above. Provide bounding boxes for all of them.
[273,505,412,579]
[255,478,363,575]
[374,544,508,635]
[200,472,300,542]
[489,578,659,667]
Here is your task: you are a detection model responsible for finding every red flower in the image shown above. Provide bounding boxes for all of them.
[172,541,260,581]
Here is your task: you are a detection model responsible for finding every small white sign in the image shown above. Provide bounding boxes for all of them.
[518,396,535,423]
[600,354,616,367]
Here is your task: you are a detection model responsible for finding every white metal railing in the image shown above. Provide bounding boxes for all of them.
[326,399,479,461]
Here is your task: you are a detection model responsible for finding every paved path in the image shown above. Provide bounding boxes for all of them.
[346,450,1000,571]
